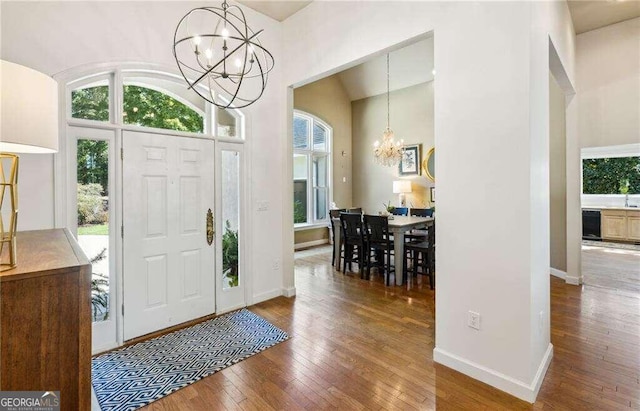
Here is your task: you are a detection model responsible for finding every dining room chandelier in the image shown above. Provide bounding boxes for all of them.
[173,0,275,109]
[373,54,404,167]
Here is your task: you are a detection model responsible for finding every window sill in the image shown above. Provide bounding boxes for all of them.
[294,223,330,232]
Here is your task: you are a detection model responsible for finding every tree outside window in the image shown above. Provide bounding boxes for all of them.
[583,157,640,194]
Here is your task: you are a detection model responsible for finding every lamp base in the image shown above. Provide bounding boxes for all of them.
[0,152,19,271]
[398,193,407,208]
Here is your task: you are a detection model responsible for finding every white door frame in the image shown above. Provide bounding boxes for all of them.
[54,63,252,353]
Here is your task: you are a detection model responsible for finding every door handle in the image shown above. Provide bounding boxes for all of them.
[206,208,214,245]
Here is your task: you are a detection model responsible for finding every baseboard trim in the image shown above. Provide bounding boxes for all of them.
[282,287,296,297]
[294,239,329,250]
[531,344,554,401]
[549,268,566,280]
[252,289,282,304]
[433,343,553,403]
[565,275,581,285]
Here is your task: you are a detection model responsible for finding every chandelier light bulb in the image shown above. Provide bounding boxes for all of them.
[193,35,202,46]
[221,28,229,39]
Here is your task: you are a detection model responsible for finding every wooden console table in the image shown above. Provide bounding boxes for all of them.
[0,229,91,411]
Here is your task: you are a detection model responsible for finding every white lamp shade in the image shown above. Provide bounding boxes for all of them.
[393,180,412,194]
[1,60,58,153]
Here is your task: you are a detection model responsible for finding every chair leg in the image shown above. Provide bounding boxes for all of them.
[331,242,335,266]
[342,245,348,273]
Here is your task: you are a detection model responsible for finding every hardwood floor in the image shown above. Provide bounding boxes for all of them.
[143,247,640,410]
[582,243,640,293]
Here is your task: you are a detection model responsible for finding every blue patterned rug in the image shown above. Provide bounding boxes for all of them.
[92,308,288,411]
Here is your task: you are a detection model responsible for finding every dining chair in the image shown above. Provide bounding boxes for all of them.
[329,209,346,266]
[363,214,395,286]
[406,208,433,242]
[403,222,435,289]
[409,208,433,217]
[340,212,367,276]
[348,207,363,214]
[391,207,408,216]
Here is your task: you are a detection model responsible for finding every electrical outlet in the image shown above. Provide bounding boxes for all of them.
[342,177,347,183]
[273,259,280,270]
[468,311,481,330]
[257,201,269,211]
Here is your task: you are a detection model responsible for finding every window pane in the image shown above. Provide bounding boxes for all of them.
[314,188,327,221]
[217,107,239,138]
[76,139,110,322]
[294,153,308,224]
[293,116,309,149]
[123,85,204,133]
[72,85,109,122]
[221,150,240,290]
[313,123,327,151]
[313,156,327,187]
[293,154,308,180]
[583,157,640,194]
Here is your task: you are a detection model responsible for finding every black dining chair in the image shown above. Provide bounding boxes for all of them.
[403,222,435,289]
[348,207,363,214]
[329,209,346,266]
[391,207,408,216]
[340,212,367,276]
[409,208,433,217]
[405,208,433,243]
[363,214,395,286]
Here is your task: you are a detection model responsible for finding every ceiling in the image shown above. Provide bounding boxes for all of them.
[568,0,640,34]
[236,1,312,22]
[336,38,434,101]
[237,1,640,34]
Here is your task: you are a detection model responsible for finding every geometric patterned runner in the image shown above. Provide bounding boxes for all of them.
[92,309,288,411]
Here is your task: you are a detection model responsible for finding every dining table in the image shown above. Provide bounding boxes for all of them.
[331,215,434,286]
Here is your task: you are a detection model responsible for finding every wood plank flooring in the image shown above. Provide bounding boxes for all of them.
[582,244,640,293]
[143,247,640,410]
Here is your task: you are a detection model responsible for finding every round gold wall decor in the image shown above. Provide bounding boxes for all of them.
[423,147,435,182]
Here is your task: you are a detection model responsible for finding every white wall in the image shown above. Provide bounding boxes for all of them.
[1,1,286,303]
[282,0,575,402]
[577,17,640,149]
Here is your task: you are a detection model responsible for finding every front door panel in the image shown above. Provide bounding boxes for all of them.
[123,131,215,340]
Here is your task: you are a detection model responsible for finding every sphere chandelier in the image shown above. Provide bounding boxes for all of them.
[173,0,275,109]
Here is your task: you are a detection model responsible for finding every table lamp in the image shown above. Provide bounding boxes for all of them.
[1,60,59,270]
[393,180,412,207]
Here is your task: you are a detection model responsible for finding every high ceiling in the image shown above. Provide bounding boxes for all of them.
[336,38,434,101]
[238,1,640,34]
[567,1,640,34]
[236,1,312,22]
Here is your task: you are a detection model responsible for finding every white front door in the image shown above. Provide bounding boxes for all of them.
[123,130,215,340]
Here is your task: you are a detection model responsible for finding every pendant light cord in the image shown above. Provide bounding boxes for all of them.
[386,54,390,129]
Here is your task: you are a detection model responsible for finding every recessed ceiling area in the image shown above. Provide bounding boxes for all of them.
[337,37,434,101]
[568,0,640,34]
[236,1,312,22]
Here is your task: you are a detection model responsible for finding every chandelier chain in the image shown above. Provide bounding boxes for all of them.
[387,54,390,129]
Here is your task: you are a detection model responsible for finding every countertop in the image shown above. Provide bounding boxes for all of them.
[582,206,640,211]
